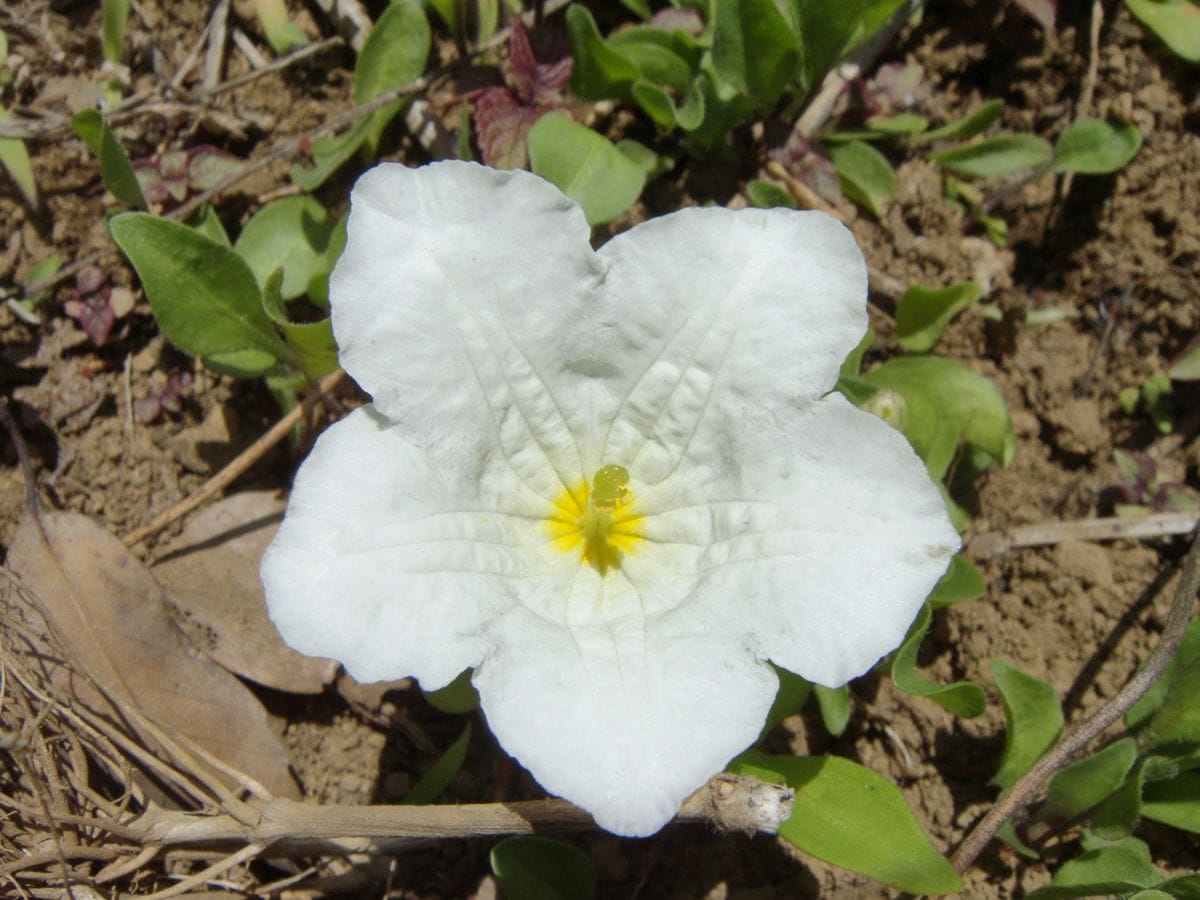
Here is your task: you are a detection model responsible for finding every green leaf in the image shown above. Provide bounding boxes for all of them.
[632,80,680,129]
[616,139,673,179]
[102,0,129,62]
[109,213,290,373]
[1143,656,1200,748]
[917,99,1005,143]
[289,116,373,191]
[1158,873,1200,899]
[1027,836,1161,899]
[491,836,597,900]
[861,355,1016,467]
[566,5,640,100]
[190,205,231,246]
[829,140,895,217]
[1142,770,1200,834]
[1126,621,1200,732]
[933,134,1054,178]
[711,0,800,106]
[305,212,347,308]
[746,178,797,208]
[1041,738,1138,822]
[255,0,309,54]
[0,107,36,208]
[731,751,962,895]
[234,196,336,300]
[527,113,645,226]
[355,0,431,154]
[839,327,875,380]
[608,26,699,92]
[891,601,987,717]
[1125,0,1200,62]
[791,0,903,94]
[991,660,1063,790]
[1052,118,1142,174]
[928,554,985,608]
[424,667,480,714]
[404,725,471,806]
[865,112,928,135]
[814,684,852,736]
[70,109,146,209]
[895,281,983,353]
[760,666,811,738]
[261,271,338,380]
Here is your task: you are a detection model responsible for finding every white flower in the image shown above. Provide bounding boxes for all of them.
[261,161,959,836]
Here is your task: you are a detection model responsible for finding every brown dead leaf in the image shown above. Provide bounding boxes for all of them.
[153,491,337,695]
[6,511,299,799]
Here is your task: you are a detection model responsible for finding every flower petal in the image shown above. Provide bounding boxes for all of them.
[262,406,565,688]
[587,207,867,484]
[474,603,777,836]
[331,162,604,501]
[635,393,960,687]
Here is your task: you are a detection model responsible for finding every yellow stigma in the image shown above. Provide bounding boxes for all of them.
[545,465,644,575]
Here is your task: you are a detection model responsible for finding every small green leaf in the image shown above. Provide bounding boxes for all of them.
[289,117,373,191]
[1027,836,1161,899]
[791,0,903,94]
[861,355,1016,467]
[1041,738,1138,822]
[355,0,431,154]
[101,0,129,62]
[109,213,290,372]
[261,271,338,380]
[1126,621,1200,732]
[404,725,471,806]
[839,327,875,380]
[865,112,928,135]
[1142,770,1200,834]
[991,660,1063,790]
[711,0,799,106]
[190,205,231,246]
[917,99,1005,143]
[1053,118,1142,174]
[632,80,680,129]
[933,134,1053,178]
[566,5,640,100]
[70,109,146,209]
[895,281,983,353]
[891,601,987,717]
[616,139,673,179]
[255,0,308,54]
[608,26,699,92]
[1125,0,1200,62]
[424,667,480,714]
[1157,873,1200,899]
[731,751,962,895]
[928,554,985,608]
[746,178,797,208]
[0,107,36,208]
[491,836,597,900]
[1143,657,1200,748]
[234,196,336,300]
[814,684,851,736]
[527,113,645,226]
[829,140,895,217]
[760,666,811,738]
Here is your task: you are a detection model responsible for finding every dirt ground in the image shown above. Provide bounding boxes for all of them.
[1,0,1198,897]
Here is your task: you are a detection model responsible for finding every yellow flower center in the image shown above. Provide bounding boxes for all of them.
[545,465,644,575]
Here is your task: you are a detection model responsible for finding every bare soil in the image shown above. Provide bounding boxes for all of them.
[1,0,1198,897]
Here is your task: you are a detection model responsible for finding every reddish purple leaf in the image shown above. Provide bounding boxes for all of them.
[187,146,243,191]
[64,295,117,346]
[861,62,924,115]
[474,87,550,169]
[508,17,573,105]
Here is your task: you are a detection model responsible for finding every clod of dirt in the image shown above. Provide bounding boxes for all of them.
[154,491,338,695]
[6,510,299,799]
